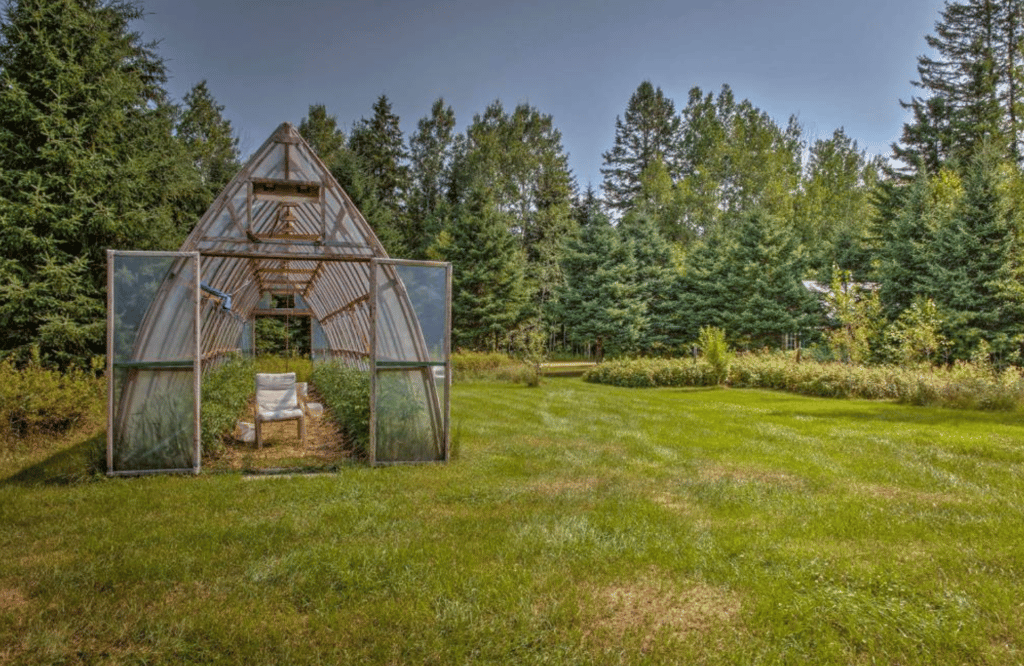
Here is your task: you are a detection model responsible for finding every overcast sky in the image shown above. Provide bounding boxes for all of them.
[138,0,948,190]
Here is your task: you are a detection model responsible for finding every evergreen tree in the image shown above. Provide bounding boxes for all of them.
[675,210,820,350]
[299,103,347,168]
[297,103,390,248]
[876,167,963,318]
[601,81,682,212]
[407,98,457,258]
[894,0,1024,172]
[176,79,240,215]
[349,95,411,256]
[617,214,678,354]
[926,145,1024,363]
[0,0,196,366]
[554,213,645,360]
[451,101,576,320]
[436,188,528,350]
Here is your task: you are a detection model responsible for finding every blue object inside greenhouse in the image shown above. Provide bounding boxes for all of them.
[200,282,233,311]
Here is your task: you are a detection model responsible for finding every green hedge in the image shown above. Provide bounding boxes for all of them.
[311,362,370,457]
[585,354,1024,411]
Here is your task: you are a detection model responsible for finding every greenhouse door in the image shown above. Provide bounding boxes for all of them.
[370,259,451,465]
[107,251,201,476]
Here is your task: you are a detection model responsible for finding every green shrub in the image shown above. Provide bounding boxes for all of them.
[451,351,537,385]
[585,353,1024,411]
[698,326,734,385]
[311,362,370,457]
[200,355,255,457]
[0,358,101,439]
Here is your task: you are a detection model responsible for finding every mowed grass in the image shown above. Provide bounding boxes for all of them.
[2,379,1024,664]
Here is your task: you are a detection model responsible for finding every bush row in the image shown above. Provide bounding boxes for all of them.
[584,354,1024,411]
[311,362,370,456]
[452,351,538,385]
[200,355,256,456]
[0,359,102,439]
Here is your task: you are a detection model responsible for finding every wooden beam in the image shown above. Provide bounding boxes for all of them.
[252,308,312,316]
[320,293,370,325]
[199,250,373,263]
[304,262,324,298]
[256,268,317,275]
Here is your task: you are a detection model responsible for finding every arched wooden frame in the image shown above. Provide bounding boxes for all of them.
[107,124,451,474]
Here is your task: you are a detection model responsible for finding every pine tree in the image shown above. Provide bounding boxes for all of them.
[437,188,528,350]
[299,103,347,168]
[177,80,240,215]
[0,0,196,366]
[894,0,1024,172]
[926,145,1024,363]
[601,81,682,212]
[617,214,678,354]
[349,95,411,256]
[877,167,963,318]
[407,98,457,258]
[451,101,576,321]
[675,210,820,350]
[178,80,239,192]
[554,214,645,360]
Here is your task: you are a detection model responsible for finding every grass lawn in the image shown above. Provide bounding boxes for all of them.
[2,379,1024,664]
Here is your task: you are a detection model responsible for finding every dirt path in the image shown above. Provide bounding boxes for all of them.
[204,385,354,472]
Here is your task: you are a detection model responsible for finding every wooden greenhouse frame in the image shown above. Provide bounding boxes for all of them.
[107,123,451,475]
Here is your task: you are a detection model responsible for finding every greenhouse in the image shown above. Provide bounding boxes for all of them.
[106,123,451,475]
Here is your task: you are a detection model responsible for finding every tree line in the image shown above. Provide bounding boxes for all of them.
[2,0,1023,370]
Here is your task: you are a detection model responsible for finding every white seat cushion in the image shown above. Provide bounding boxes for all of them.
[258,407,304,421]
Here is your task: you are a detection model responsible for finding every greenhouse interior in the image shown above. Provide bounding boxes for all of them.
[107,123,451,475]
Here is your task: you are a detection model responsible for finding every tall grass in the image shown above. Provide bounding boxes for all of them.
[452,351,538,385]
[586,353,1024,410]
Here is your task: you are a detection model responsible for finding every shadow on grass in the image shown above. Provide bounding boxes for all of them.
[2,431,105,486]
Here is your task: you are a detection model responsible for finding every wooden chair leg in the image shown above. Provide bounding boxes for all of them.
[256,418,262,450]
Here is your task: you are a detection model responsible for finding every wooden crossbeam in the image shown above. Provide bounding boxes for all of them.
[320,293,370,325]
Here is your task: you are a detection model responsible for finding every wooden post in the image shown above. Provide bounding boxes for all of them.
[192,253,202,474]
[368,259,377,466]
[106,250,115,475]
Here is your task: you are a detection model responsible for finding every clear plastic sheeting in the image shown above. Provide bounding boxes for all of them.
[239,320,254,356]
[371,259,451,465]
[107,251,200,475]
[311,317,328,364]
[374,368,445,463]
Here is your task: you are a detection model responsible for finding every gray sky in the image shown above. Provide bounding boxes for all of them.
[139,0,948,190]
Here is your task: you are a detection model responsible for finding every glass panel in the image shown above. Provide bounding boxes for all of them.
[374,368,443,463]
[110,253,198,473]
[112,370,195,471]
[374,263,448,363]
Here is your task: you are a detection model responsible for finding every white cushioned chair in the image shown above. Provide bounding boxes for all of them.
[254,372,305,449]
